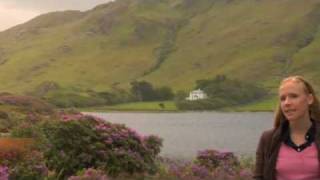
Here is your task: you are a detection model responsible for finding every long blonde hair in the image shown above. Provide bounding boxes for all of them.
[274,76,320,128]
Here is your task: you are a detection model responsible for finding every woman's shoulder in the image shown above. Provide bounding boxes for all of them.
[260,128,276,141]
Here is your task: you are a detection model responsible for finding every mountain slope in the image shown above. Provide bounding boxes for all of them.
[0,0,320,95]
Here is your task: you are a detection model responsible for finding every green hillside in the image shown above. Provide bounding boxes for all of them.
[0,0,320,99]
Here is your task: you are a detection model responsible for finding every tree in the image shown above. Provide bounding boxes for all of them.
[155,86,174,100]
[174,90,188,101]
[130,81,157,101]
[176,75,269,110]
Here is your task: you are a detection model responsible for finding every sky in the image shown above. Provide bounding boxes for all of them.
[0,0,114,32]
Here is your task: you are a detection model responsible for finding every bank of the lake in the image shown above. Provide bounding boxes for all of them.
[225,97,277,112]
[84,111,274,160]
[78,98,276,112]
[79,101,178,112]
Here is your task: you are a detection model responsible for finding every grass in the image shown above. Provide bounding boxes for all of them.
[1,0,320,94]
[78,97,278,112]
[79,101,178,112]
[226,97,278,112]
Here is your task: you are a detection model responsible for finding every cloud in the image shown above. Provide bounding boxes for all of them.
[0,0,113,31]
[1,0,112,11]
[0,3,40,31]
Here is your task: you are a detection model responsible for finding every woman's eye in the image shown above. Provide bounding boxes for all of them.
[289,94,298,98]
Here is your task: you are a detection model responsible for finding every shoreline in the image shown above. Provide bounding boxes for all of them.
[79,109,274,113]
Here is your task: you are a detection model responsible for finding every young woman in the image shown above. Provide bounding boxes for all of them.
[254,76,320,180]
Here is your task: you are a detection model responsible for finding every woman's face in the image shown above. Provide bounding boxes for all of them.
[279,80,314,122]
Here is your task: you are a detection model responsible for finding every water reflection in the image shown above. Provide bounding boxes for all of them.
[84,112,273,159]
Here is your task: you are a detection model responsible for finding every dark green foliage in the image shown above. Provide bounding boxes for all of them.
[131,81,156,101]
[0,110,12,132]
[7,150,48,180]
[0,95,57,133]
[176,75,268,110]
[158,103,165,109]
[0,95,55,114]
[154,86,174,101]
[42,86,135,108]
[3,100,163,179]
[43,83,174,108]
[11,123,43,138]
[130,81,174,101]
[36,115,162,178]
[200,76,267,104]
[174,90,188,101]
[94,88,134,105]
[144,135,162,156]
[46,92,105,108]
[40,120,103,178]
[196,149,239,171]
[96,91,119,105]
[0,110,9,119]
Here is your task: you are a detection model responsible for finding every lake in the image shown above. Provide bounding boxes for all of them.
[84,112,274,159]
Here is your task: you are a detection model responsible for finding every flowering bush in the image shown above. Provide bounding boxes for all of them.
[0,95,255,179]
[195,149,254,179]
[8,150,48,180]
[0,95,58,135]
[0,138,34,161]
[0,95,55,114]
[0,138,48,179]
[0,166,9,180]
[68,168,109,180]
[196,149,239,172]
[39,113,162,178]
[162,149,253,180]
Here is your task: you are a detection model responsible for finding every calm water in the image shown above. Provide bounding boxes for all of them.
[84,112,273,159]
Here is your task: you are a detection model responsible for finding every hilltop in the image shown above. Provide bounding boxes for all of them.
[0,0,320,100]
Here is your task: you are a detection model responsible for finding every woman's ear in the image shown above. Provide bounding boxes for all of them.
[308,94,314,105]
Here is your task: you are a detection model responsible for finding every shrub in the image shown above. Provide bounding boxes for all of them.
[10,121,44,138]
[0,138,34,161]
[0,138,48,180]
[196,149,239,172]
[46,92,105,108]
[8,150,48,180]
[68,168,109,180]
[0,166,9,180]
[161,149,253,180]
[177,75,269,110]
[130,81,174,101]
[0,95,55,114]
[38,113,163,178]
[96,89,134,105]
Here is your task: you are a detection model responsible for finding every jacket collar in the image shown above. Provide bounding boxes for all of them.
[266,119,320,180]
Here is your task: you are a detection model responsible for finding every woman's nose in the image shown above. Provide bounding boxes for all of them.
[284,98,291,105]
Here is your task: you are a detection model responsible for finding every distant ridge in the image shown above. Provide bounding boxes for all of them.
[0,0,319,96]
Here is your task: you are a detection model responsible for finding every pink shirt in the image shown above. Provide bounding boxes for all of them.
[276,142,320,180]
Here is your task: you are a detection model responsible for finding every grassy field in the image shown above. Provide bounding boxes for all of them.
[79,101,178,112]
[78,97,278,112]
[225,97,277,112]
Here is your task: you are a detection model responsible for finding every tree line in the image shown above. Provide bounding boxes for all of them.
[175,75,269,110]
[39,75,268,109]
[44,81,175,108]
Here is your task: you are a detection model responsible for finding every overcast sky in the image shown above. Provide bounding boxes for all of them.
[0,0,114,32]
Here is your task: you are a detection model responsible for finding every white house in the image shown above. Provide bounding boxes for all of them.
[186,89,207,101]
